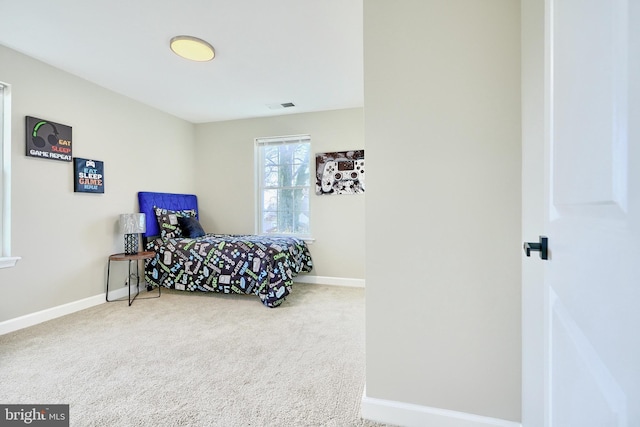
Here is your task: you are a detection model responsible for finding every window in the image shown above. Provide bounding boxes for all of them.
[255,135,311,237]
[0,81,19,268]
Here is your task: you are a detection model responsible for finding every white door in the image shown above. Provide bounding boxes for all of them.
[522,0,640,426]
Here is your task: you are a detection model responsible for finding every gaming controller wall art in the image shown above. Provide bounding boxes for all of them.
[316,150,365,195]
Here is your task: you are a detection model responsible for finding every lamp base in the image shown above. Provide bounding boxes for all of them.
[124,234,139,255]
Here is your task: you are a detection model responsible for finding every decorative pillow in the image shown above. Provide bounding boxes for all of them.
[177,216,206,238]
[154,207,196,240]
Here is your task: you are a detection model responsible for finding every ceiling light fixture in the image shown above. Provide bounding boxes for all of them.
[170,35,215,62]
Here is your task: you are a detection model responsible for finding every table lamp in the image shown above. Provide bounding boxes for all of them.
[119,213,146,255]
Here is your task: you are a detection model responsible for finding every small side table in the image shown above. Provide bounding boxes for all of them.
[106,251,159,306]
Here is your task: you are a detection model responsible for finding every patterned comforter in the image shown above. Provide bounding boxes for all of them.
[144,234,313,307]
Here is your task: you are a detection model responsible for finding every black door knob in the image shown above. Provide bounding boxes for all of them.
[523,236,548,260]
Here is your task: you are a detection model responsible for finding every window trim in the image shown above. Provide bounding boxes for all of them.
[0,81,20,268]
[254,134,312,238]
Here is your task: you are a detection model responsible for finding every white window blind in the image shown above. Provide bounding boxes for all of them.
[0,83,5,255]
[0,81,19,268]
[255,135,311,236]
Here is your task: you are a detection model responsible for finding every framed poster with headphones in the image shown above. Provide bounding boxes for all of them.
[25,116,72,162]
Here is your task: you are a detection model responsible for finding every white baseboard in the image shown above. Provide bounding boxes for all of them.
[361,387,521,427]
[294,274,365,288]
[0,277,360,335]
[0,287,130,335]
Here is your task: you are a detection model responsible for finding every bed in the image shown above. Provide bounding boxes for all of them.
[138,191,313,307]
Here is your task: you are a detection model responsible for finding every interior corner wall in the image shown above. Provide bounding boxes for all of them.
[0,44,195,322]
[193,108,365,280]
[364,0,522,423]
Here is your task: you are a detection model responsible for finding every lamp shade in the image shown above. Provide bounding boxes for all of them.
[119,213,146,234]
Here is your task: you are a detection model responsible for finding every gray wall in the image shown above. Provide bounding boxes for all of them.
[364,0,522,422]
[0,45,195,322]
[194,108,365,280]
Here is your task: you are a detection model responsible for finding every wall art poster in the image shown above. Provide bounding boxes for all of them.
[25,116,72,162]
[74,158,104,193]
[316,149,365,195]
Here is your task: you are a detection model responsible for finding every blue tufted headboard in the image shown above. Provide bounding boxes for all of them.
[138,191,199,240]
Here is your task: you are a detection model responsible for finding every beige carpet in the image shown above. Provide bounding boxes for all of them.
[0,284,390,427]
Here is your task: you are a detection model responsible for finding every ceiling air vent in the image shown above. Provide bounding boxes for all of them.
[266,102,296,110]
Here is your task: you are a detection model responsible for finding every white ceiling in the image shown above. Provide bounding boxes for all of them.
[0,0,363,123]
